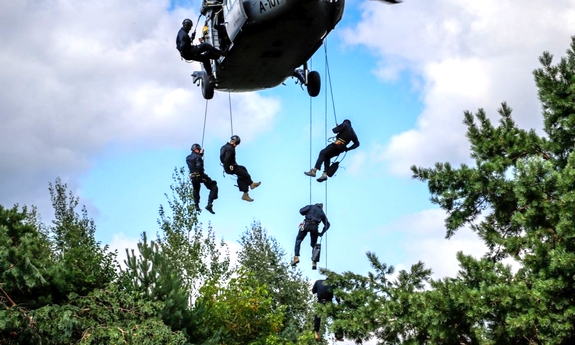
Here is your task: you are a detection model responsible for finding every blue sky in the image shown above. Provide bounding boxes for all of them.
[3,0,575,343]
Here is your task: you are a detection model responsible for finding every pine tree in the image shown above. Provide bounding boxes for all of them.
[1,181,184,344]
[322,36,575,344]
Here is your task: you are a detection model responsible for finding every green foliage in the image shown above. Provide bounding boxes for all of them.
[195,269,285,345]
[408,38,575,343]
[0,205,53,311]
[2,283,187,345]
[119,232,197,337]
[156,167,231,297]
[1,180,179,344]
[236,222,315,343]
[46,178,117,301]
[320,36,575,344]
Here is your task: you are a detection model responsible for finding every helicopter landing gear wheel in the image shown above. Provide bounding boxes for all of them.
[307,71,320,97]
[201,74,214,100]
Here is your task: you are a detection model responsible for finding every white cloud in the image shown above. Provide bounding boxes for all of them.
[0,0,280,209]
[107,232,140,270]
[381,208,487,280]
[343,0,575,176]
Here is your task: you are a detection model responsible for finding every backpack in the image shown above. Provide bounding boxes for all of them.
[326,162,339,177]
[312,243,321,262]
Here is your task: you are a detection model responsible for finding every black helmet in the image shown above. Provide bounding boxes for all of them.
[182,18,193,29]
[191,143,201,151]
[230,135,241,145]
[343,119,351,125]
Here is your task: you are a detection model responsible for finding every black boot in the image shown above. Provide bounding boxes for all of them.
[205,203,215,214]
[194,203,201,212]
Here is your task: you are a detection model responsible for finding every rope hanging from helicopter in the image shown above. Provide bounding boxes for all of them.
[308,39,341,271]
[201,99,209,147]
[228,91,234,136]
[323,42,347,166]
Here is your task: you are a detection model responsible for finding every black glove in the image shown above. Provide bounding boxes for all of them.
[190,32,196,41]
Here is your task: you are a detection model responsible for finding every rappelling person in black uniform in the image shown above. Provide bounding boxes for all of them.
[305,119,360,182]
[312,279,343,341]
[220,135,261,202]
[176,18,224,80]
[291,203,330,269]
[186,143,218,214]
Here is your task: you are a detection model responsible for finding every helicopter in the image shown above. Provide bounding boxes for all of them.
[184,0,402,100]
[184,0,345,99]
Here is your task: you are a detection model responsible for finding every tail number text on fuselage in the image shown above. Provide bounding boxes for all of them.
[260,0,280,13]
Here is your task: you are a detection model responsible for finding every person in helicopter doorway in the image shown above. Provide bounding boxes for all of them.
[312,278,344,341]
[187,143,218,214]
[304,119,360,182]
[176,18,225,80]
[220,135,261,202]
[291,203,330,270]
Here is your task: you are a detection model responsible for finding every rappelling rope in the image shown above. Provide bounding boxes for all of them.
[323,42,347,169]
[228,91,234,135]
[201,99,209,147]
[309,95,313,205]
[323,42,330,271]
[324,42,338,125]
[321,38,342,270]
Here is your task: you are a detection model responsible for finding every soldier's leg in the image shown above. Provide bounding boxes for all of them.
[315,146,329,171]
[310,226,320,269]
[310,226,319,250]
[291,230,307,266]
[196,42,222,59]
[203,176,218,203]
[294,230,307,257]
[191,179,201,209]
[202,176,218,214]
[314,314,321,339]
[234,165,252,188]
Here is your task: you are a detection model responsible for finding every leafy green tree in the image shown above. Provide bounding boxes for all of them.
[236,221,315,343]
[195,269,285,345]
[1,181,184,344]
[46,178,117,301]
[156,167,231,299]
[322,36,575,344]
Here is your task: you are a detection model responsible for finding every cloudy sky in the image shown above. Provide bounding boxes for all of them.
[2,0,575,342]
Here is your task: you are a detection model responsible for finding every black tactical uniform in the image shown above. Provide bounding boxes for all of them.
[220,135,260,201]
[312,279,343,340]
[292,203,330,268]
[176,18,223,76]
[186,144,218,214]
[305,119,360,182]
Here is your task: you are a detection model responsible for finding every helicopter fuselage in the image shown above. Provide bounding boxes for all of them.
[199,0,344,92]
